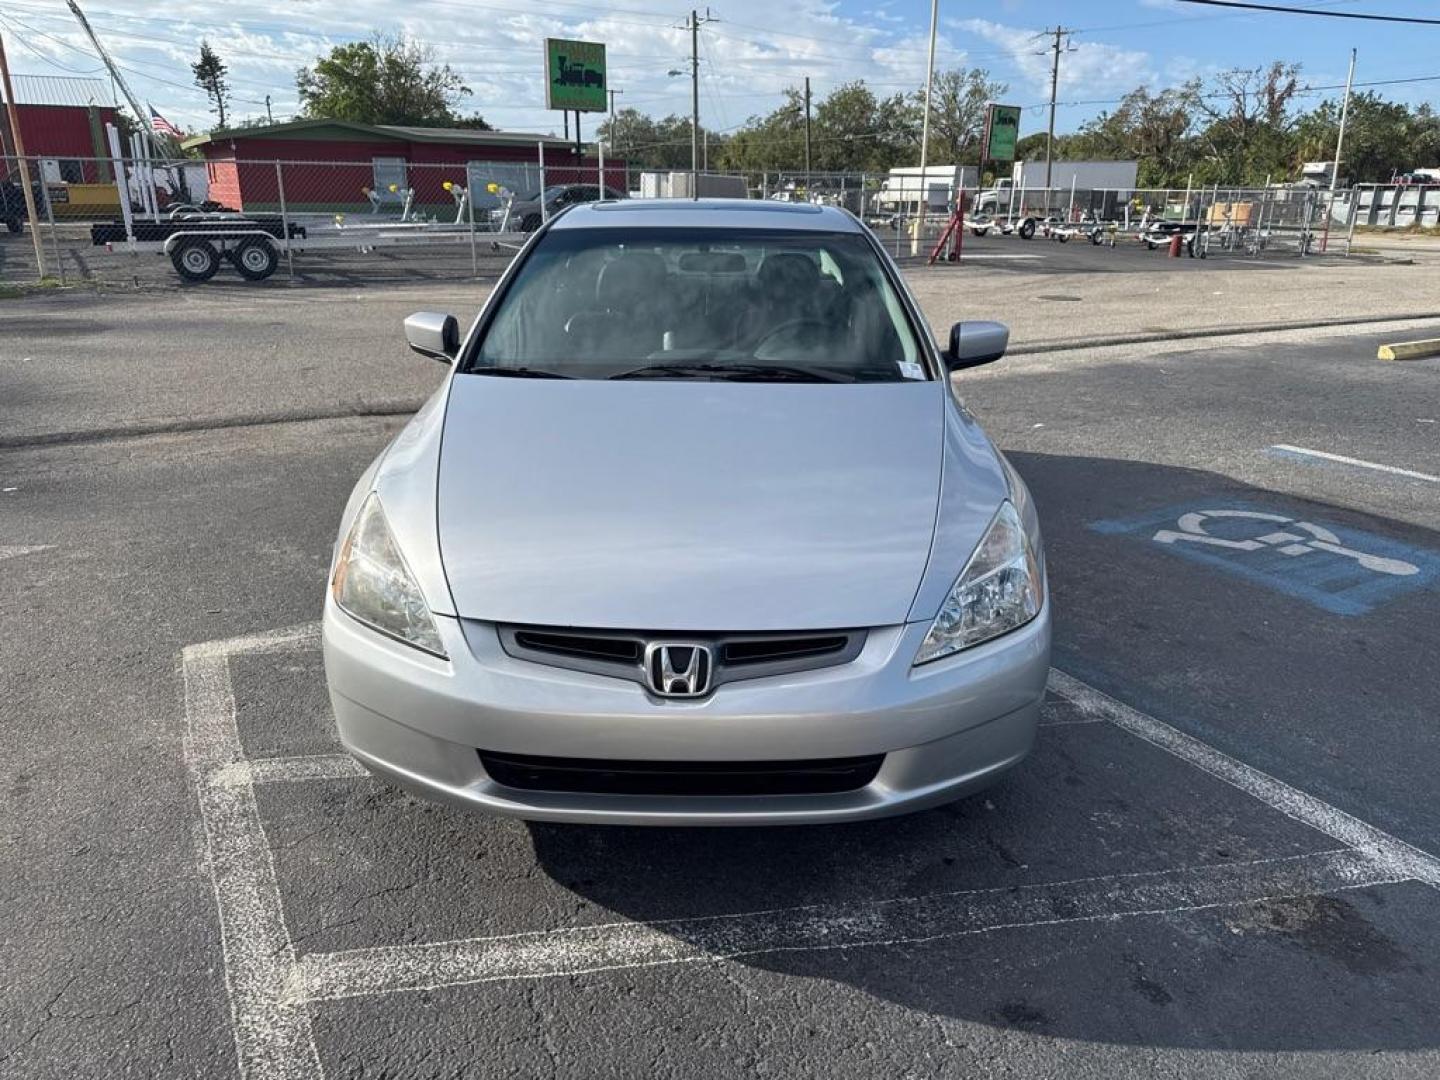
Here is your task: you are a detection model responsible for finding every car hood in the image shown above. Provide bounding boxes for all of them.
[436,376,945,631]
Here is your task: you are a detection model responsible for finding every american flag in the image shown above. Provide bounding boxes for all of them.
[150,106,182,139]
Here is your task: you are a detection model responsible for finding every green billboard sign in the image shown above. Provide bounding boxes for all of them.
[983,104,1022,162]
[545,38,607,113]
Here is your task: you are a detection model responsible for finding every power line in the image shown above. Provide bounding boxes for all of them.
[1175,0,1440,25]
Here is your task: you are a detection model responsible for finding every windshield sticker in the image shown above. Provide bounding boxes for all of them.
[898,361,926,380]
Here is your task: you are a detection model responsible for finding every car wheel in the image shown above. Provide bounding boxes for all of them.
[971,227,986,237]
[5,217,20,234]
[171,238,221,283]
[521,214,542,233]
[1018,218,1036,240]
[230,237,279,281]
[1090,230,1103,245]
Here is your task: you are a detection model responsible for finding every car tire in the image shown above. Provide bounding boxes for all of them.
[1017,218,1036,240]
[4,217,20,234]
[1090,230,1103,245]
[971,227,986,237]
[230,237,279,281]
[171,238,221,283]
[521,214,542,233]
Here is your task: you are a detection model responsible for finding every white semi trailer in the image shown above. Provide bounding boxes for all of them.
[872,166,979,214]
[972,160,1139,231]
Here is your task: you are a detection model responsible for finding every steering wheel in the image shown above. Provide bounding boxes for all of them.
[753,318,837,359]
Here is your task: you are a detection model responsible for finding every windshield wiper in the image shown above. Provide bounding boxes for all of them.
[610,362,850,383]
[469,367,575,379]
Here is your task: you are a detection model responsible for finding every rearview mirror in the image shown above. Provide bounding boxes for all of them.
[946,320,1009,370]
[404,311,460,363]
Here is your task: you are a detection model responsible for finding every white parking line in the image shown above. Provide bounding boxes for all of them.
[180,624,1440,1078]
[1048,670,1440,887]
[1269,444,1440,484]
[248,754,368,785]
[0,543,52,562]
[182,643,324,1080]
[292,848,1390,1002]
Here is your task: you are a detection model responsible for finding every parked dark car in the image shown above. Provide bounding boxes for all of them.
[491,183,626,232]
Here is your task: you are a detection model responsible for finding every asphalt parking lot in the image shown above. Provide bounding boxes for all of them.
[3,268,1439,1077]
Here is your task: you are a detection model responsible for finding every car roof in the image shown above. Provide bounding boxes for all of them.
[551,199,863,233]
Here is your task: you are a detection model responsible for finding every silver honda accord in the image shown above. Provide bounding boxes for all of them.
[323,199,1050,825]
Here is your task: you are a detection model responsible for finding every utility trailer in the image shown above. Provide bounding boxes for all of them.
[89,184,522,283]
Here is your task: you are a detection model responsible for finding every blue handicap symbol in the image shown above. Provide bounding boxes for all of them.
[1090,501,1440,615]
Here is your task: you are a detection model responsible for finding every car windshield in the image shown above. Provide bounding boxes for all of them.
[470,226,928,382]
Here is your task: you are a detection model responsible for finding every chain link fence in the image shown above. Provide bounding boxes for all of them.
[0,152,1397,289]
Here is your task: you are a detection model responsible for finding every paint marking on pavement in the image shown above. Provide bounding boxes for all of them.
[1269,444,1440,484]
[247,754,368,785]
[180,621,1439,1058]
[182,643,324,1080]
[1047,669,1440,888]
[291,847,1390,1002]
[0,544,52,562]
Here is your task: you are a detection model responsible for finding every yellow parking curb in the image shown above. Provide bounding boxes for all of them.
[1377,338,1440,361]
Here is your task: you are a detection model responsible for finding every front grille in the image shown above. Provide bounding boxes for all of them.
[495,625,866,692]
[480,751,884,797]
[722,634,850,665]
[512,630,641,664]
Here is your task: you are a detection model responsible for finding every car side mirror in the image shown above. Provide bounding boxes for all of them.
[404,311,460,363]
[946,320,1009,370]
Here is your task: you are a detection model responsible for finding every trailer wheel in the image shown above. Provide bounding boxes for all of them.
[1017,218,1037,240]
[230,237,279,281]
[171,239,221,283]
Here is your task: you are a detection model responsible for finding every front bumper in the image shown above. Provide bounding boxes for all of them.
[322,598,1050,825]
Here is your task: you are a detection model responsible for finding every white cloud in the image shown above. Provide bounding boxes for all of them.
[948,17,1156,104]
[4,0,948,137]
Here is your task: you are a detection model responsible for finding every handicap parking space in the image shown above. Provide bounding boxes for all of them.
[182,606,1440,1077]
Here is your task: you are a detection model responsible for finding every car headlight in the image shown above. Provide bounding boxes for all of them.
[330,493,447,658]
[915,500,1042,665]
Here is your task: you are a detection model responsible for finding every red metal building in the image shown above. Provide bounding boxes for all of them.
[0,75,118,183]
[182,119,622,215]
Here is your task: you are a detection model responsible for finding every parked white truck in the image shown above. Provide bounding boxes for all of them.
[872,165,979,214]
[972,160,1139,232]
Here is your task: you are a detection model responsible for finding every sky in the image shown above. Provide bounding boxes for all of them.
[3,0,1438,141]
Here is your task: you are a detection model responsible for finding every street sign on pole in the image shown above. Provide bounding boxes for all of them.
[983,104,1022,163]
[544,39,607,113]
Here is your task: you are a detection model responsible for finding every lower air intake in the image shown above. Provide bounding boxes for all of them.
[479,751,884,797]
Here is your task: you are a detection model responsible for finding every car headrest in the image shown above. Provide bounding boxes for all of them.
[596,252,667,309]
[679,251,747,273]
[757,252,821,291]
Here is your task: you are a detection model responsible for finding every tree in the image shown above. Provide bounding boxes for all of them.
[1184,62,1302,183]
[1067,87,1194,186]
[915,68,1007,165]
[191,40,230,129]
[296,35,473,126]
[1294,92,1428,184]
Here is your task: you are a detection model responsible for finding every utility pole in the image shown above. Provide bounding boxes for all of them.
[265,94,273,124]
[608,87,624,181]
[1331,48,1356,197]
[66,1,181,159]
[803,76,812,196]
[917,0,938,211]
[683,9,715,195]
[1322,47,1357,253]
[1043,26,1072,192]
[0,31,47,278]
